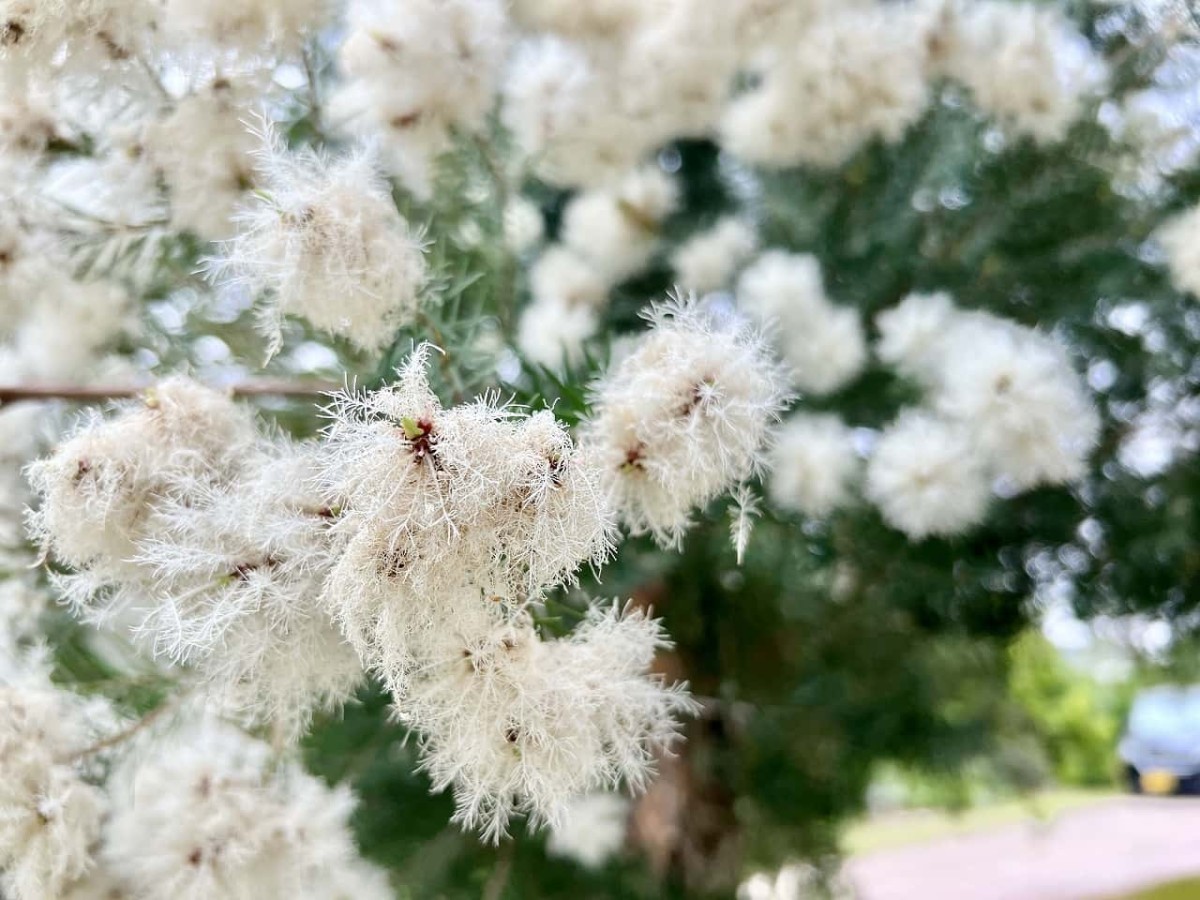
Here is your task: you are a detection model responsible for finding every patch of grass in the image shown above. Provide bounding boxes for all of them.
[1115,877,1200,900]
[844,789,1116,856]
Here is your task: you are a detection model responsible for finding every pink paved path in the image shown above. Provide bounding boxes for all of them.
[846,797,1200,899]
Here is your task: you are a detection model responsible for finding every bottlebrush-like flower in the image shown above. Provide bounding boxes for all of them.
[404,602,695,842]
[0,685,106,900]
[131,442,363,737]
[583,296,791,547]
[737,250,867,395]
[333,0,509,195]
[546,793,630,869]
[142,84,258,242]
[103,721,390,900]
[318,344,615,686]
[158,0,331,54]
[932,319,1099,489]
[932,0,1106,143]
[27,378,257,573]
[865,410,990,539]
[671,217,758,295]
[206,130,428,358]
[560,166,679,283]
[876,293,1098,489]
[768,414,860,518]
[874,291,959,385]
[1158,203,1200,299]
[720,5,931,167]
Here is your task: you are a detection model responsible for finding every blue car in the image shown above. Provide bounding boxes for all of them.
[1119,686,1200,795]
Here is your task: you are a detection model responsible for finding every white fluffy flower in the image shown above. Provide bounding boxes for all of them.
[27,378,258,573]
[583,297,790,547]
[932,320,1099,488]
[405,602,694,842]
[518,298,599,369]
[720,5,931,168]
[0,0,152,80]
[561,166,679,283]
[158,0,330,54]
[30,383,361,737]
[508,0,658,38]
[0,686,106,900]
[206,131,428,358]
[503,196,545,254]
[874,291,959,385]
[142,84,257,242]
[518,246,610,368]
[334,0,509,195]
[318,345,615,687]
[934,0,1106,143]
[103,722,389,900]
[0,273,131,382]
[501,37,638,188]
[546,792,629,868]
[874,293,1098,490]
[767,414,859,518]
[737,251,867,395]
[131,442,364,737]
[1158,203,1200,298]
[865,411,991,539]
[671,218,759,295]
[529,246,611,311]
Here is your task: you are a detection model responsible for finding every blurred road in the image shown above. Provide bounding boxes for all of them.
[846,797,1200,899]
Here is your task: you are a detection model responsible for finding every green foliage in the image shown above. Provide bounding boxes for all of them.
[1007,633,1121,787]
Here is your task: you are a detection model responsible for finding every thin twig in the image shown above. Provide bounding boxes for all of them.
[72,697,178,760]
[482,839,515,900]
[0,381,339,407]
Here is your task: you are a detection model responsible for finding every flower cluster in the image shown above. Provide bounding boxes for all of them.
[318,345,692,838]
[518,167,679,368]
[0,682,107,900]
[206,129,429,358]
[27,379,364,738]
[332,0,510,196]
[99,721,390,900]
[765,292,1097,538]
[583,298,791,548]
[737,251,868,396]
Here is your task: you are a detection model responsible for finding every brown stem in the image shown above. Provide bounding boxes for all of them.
[0,381,339,407]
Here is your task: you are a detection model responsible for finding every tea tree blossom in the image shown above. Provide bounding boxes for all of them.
[874,291,960,385]
[141,85,258,241]
[547,793,630,869]
[27,378,257,573]
[0,685,107,900]
[517,246,610,367]
[334,0,509,195]
[932,0,1107,142]
[102,722,390,900]
[865,411,991,539]
[768,414,860,518]
[318,345,614,671]
[671,217,758,295]
[206,132,428,358]
[28,381,360,736]
[932,321,1099,488]
[1158,203,1200,298]
[560,166,679,283]
[737,251,867,395]
[406,603,695,842]
[720,5,931,167]
[583,297,791,547]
